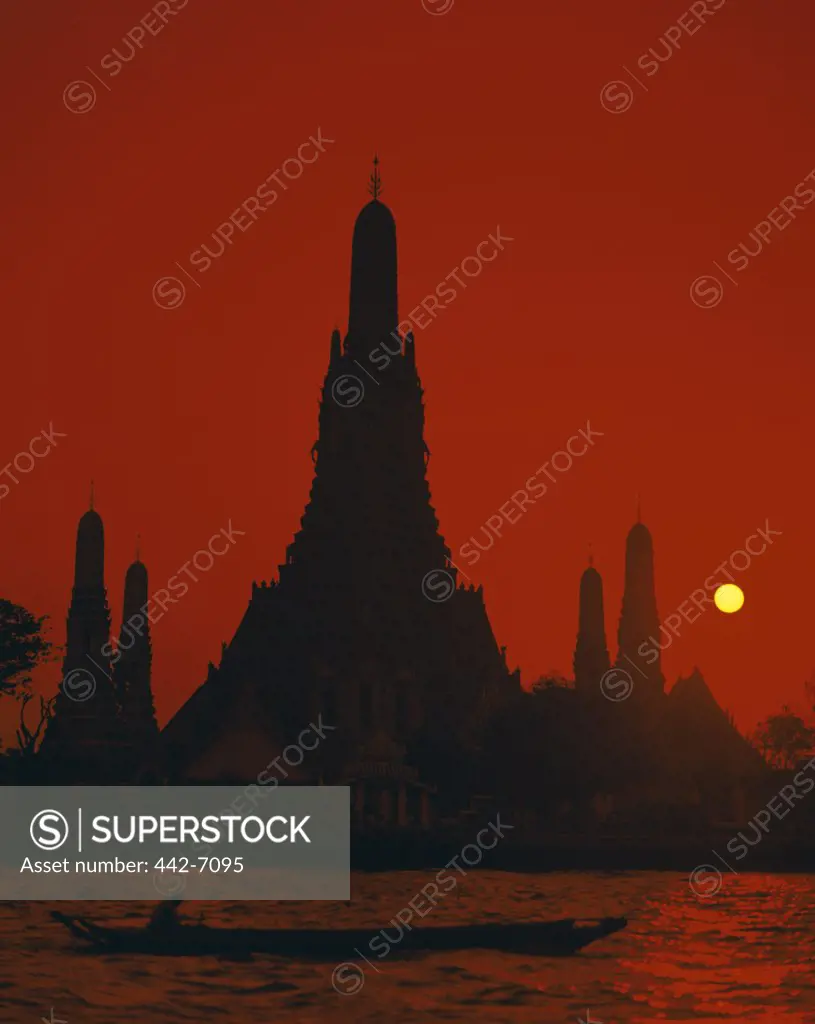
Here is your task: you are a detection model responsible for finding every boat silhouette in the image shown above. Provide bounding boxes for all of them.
[51,910,627,958]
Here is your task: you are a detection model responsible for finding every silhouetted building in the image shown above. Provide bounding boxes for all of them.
[162,164,519,817]
[662,667,767,823]
[114,543,159,770]
[573,555,610,694]
[40,493,120,776]
[616,514,665,694]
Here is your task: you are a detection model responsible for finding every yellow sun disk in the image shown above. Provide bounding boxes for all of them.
[714,583,744,613]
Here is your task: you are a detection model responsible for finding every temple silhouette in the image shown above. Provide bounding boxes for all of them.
[160,167,520,824]
[38,494,159,781]
[30,164,770,842]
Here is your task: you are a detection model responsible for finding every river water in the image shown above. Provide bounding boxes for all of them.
[1,870,813,1022]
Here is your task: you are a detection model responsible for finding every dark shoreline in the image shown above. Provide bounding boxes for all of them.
[351,833,815,874]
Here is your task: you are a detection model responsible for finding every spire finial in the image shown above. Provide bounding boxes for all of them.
[588,541,593,567]
[89,479,94,511]
[368,154,382,200]
[136,533,141,562]
[636,493,641,523]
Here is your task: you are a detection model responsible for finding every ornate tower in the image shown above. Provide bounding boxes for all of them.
[40,489,120,773]
[616,514,665,694]
[273,159,460,749]
[573,555,610,693]
[114,540,159,757]
[162,162,518,794]
[284,162,451,618]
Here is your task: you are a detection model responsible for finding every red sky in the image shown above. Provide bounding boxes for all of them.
[1,0,812,742]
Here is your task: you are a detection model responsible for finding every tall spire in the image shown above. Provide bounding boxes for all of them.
[115,551,159,755]
[74,503,105,591]
[135,533,141,562]
[616,517,665,693]
[39,500,117,776]
[121,559,149,636]
[368,154,382,200]
[347,159,398,355]
[574,558,609,693]
[90,479,95,511]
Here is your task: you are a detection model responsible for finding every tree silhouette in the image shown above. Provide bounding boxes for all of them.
[531,671,575,692]
[0,598,53,698]
[751,706,814,770]
[14,691,55,756]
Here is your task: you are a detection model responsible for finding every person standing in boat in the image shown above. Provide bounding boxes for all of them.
[147,899,183,935]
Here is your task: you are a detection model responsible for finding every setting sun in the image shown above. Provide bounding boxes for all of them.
[714,583,745,614]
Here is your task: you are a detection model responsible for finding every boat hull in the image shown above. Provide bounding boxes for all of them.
[51,911,626,958]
